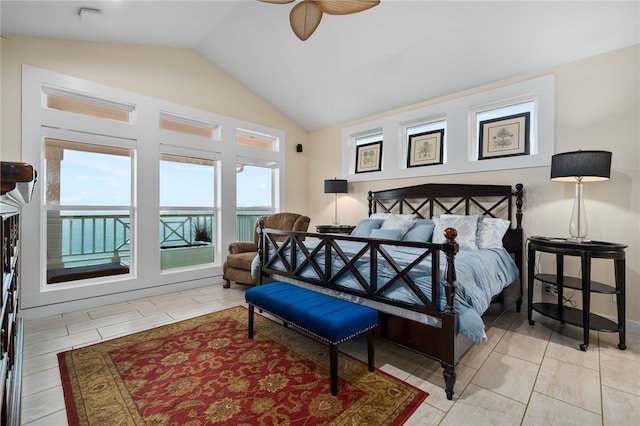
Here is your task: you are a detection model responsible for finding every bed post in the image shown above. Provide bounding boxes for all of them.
[442,227,459,400]
[514,183,524,311]
[258,219,265,286]
[443,228,458,314]
[515,183,524,230]
[367,191,374,216]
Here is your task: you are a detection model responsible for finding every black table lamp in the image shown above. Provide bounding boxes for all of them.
[324,178,348,225]
[550,150,612,242]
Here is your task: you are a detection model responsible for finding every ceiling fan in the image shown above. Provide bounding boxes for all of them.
[260,0,380,41]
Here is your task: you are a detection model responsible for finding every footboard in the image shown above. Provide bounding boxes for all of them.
[258,223,459,320]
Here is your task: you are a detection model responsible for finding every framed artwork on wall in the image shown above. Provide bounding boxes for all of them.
[407,129,444,167]
[478,112,530,160]
[355,141,382,173]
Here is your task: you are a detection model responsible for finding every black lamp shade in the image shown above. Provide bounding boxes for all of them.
[324,179,348,194]
[550,150,612,182]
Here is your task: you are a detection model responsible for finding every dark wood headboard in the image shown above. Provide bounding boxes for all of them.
[367,182,525,277]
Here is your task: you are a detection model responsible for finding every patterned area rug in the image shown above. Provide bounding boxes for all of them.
[58,306,427,425]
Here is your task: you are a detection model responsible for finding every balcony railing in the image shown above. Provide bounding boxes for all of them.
[49,209,271,268]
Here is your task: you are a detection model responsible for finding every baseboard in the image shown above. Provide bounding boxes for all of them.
[19,276,226,320]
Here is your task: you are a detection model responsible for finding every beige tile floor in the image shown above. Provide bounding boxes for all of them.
[20,284,640,425]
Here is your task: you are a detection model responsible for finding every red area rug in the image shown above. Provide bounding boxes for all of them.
[58,306,427,425]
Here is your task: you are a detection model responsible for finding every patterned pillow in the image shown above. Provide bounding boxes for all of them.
[432,215,482,250]
[369,213,416,220]
[379,215,417,237]
[477,217,511,248]
[369,228,403,240]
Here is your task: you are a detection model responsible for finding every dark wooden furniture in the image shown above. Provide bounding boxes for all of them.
[257,182,524,400]
[315,224,355,234]
[527,236,626,351]
[1,161,37,426]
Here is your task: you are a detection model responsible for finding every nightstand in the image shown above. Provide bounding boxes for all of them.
[316,225,355,234]
[527,236,626,351]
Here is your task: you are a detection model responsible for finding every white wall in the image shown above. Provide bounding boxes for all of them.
[307,45,640,331]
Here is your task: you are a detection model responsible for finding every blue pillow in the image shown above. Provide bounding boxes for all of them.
[402,223,435,242]
[369,228,402,240]
[350,218,384,237]
[414,218,435,227]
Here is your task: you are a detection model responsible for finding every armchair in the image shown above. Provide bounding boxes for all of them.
[222,212,310,288]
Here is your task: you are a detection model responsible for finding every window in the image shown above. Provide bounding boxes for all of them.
[341,75,554,181]
[235,162,277,241]
[406,121,446,143]
[44,88,134,123]
[44,137,132,284]
[236,129,278,151]
[160,112,220,140]
[159,153,216,269]
[475,101,535,159]
[355,133,383,146]
[22,65,286,312]
[406,120,447,167]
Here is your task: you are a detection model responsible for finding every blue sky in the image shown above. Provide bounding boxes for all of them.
[55,150,272,208]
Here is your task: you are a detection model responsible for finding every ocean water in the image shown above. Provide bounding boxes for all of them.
[54,210,270,264]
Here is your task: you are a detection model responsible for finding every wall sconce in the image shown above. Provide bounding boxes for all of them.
[550,150,612,242]
[324,178,348,225]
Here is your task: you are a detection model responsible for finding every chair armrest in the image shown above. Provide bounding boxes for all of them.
[228,241,258,254]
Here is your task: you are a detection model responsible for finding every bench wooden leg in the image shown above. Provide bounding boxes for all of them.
[367,330,375,372]
[330,344,338,395]
[248,304,254,339]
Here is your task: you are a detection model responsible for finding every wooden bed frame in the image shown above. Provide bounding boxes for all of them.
[257,182,524,400]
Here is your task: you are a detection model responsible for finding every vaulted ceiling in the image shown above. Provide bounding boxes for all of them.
[2,1,638,132]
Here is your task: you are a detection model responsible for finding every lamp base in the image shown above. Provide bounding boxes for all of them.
[566,236,590,243]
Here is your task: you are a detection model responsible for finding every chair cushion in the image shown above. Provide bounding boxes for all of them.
[225,251,257,269]
[246,282,378,344]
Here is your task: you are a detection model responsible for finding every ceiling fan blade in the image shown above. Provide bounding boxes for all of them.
[289,0,323,41]
[316,0,380,15]
[258,0,295,4]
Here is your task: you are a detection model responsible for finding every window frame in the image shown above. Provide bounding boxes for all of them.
[341,75,555,182]
[20,65,286,312]
[158,148,219,271]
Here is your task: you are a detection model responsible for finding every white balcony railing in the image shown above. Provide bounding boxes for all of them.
[50,210,270,268]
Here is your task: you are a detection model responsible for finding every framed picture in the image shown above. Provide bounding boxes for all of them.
[355,141,382,173]
[478,112,530,160]
[407,129,444,168]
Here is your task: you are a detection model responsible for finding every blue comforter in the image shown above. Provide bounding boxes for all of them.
[258,239,519,344]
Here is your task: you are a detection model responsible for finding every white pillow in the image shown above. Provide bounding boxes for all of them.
[369,228,402,240]
[432,215,481,250]
[370,213,416,220]
[380,215,417,237]
[477,217,511,249]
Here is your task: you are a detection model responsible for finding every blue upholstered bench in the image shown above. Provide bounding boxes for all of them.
[245,281,379,395]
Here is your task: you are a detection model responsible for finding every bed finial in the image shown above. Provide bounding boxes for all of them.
[444,227,457,241]
[258,219,265,285]
[515,183,524,229]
